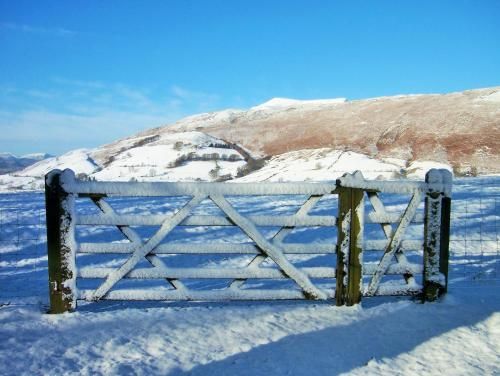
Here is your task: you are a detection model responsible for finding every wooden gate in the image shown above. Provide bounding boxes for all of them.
[45,169,452,313]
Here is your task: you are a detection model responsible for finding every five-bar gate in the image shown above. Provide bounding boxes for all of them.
[45,169,452,313]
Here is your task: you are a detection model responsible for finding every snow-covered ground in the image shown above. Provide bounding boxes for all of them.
[0,141,457,192]
[0,177,498,375]
[235,149,408,182]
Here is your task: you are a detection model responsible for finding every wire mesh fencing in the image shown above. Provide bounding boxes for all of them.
[448,177,499,286]
[0,193,47,306]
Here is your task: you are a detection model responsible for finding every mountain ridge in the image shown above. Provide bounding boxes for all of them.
[158,86,499,175]
[0,87,498,191]
[0,152,53,175]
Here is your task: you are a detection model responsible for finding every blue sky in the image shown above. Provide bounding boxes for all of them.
[1,1,499,156]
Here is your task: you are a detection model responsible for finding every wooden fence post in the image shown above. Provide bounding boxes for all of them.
[336,173,364,306]
[423,169,452,302]
[45,169,77,313]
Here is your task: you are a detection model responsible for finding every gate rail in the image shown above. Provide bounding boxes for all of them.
[45,169,452,313]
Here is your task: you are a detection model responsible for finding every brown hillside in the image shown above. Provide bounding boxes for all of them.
[96,87,500,176]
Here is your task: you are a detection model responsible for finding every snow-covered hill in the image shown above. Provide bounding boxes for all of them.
[154,87,500,175]
[0,132,247,191]
[235,149,404,182]
[0,87,498,192]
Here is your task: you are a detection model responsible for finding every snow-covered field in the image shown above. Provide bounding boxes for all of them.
[0,177,498,375]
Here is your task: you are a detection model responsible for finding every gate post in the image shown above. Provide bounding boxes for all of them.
[45,169,77,313]
[336,172,364,306]
[423,169,452,302]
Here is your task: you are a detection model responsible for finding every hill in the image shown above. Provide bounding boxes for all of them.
[0,87,498,191]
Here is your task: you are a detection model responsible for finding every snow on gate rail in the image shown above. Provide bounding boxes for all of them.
[44,169,452,313]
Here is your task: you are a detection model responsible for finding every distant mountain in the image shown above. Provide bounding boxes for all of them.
[150,86,499,176]
[0,152,52,174]
[0,87,498,191]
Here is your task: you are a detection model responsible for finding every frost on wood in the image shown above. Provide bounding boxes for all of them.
[365,190,422,296]
[423,169,452,301]
[76,213,336,227]
[77,242,337,255]
[210,194,328,300]
[338,168,452,197]
[340,211,351,288]
[44,167,452,310]
[63,179,337,197]
[78,288,336,301]
[425,169,453,198]
[60,191,77,301]
[45,169,78,312]
[335,179,364,306]
[78,266,336,280]
[90,194,206,300]
[366,191,418,288]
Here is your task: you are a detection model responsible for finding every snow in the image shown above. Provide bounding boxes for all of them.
[476,89,500,103]
[21,153,53,161]
[235,149,405,183]
[0,132,248,191]
[0,152,17,159]
[251,97,347,111]
[170,110,244,131]
[63,179,338,197]
[0,177,499,375]
[18,149,99,177]
[0,290,498,375]
[0,149,100,191]
[406,160,453,180]
[92,142,245,182]
[158,131,230,146]
[0,128,482,194]
[0,152,51,161]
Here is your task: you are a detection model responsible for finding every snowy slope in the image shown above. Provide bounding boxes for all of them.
[0,149,100,191]
[16,149,99,177]
[0,140,455,192]
[235,149,406,182]
[0,132,247,191]
[251,97,346,111]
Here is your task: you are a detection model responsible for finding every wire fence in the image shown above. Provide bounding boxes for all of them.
[0,192,47,306]
[448,177,500,285]
[0,177,498,307]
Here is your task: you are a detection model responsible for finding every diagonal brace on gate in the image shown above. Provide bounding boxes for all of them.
[367,192,417,286]
[229,195,324,290]
[91,197,187,293]
[365,190,422,296]
[210,194,328,300]
[90,194,206,300]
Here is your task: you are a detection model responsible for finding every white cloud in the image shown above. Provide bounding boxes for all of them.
[0,109,175,149]
[1,22,78,37]
[0,80,222,155]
